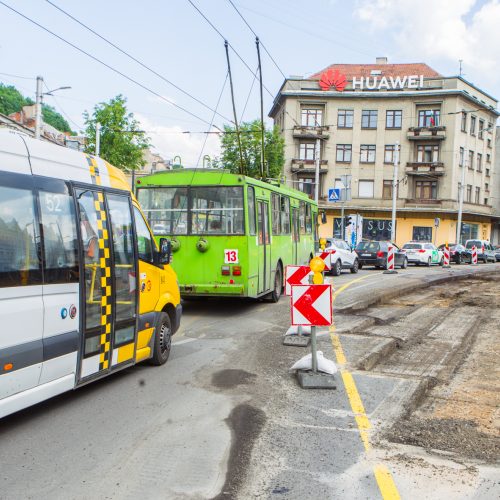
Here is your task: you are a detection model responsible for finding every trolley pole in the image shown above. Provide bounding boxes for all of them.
[390,142,399,242]
[255,37,266,178]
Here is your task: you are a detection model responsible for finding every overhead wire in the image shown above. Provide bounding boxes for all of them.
[0,1,219,128]
[44,0,233,124]
[42,80,85,131]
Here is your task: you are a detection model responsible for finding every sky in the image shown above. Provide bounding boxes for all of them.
[1,0,500,165]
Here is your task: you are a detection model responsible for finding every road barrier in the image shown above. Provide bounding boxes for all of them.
[472,245,478,265]
[383,244,397,274]
[443,243,451,268]
[289,256,336,389]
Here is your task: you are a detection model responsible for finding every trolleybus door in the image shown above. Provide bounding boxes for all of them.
[75,188,138,382]
[292,208,300,264]
[257,201,270,294]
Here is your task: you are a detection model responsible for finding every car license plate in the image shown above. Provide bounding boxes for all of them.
[362,253,371,257]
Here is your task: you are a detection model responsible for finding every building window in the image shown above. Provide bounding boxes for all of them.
[298,179,314,199]
[386,110,402,129]
[412,227,433,241]
[361,110,377,129]
[358,180,374,198]
[301,108,323,127]
[461,112,467,132]
[415,180,437,199]
[485,182,489,191]
[382,180,393,199]
[360,145,376,163]
[486,168,490,177]
[417,144,439,162]
[337,109,353,128]
[384,145,399,163]
[336,144,352,162]
[418,109,440,127]
[299,142,316,160]
[487,138,492,148]
[486,153,491,162]
[466,184,472,202]
[475,187,480,204]
[477,153,482,172]
[470,116,476,135]
[459,147,464,167]
[468,150,474,169]
[484,198,489,205]
[478,119,485,139]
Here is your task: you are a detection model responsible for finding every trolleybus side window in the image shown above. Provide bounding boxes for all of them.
[280,196,291,234]
[299,201,306,235]
[107,194,137,346]
[305,204,312,234]
[0,185,41,288]
[39,189,79,284]
[134,207,154,263]
[247,186,256,235]
[271,193,280,235]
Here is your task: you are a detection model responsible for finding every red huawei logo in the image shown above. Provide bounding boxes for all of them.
[319,69,347,91]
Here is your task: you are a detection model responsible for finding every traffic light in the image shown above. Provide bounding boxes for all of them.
[345,215,353,227]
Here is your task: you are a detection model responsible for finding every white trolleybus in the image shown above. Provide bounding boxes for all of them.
[0,130,182,418]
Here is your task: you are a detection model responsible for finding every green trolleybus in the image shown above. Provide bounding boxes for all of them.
[136,169,317,301]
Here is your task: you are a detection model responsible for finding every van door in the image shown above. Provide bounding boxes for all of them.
[292,208,300,264]
[0,175,44,400]
[75,188,138,382]
[257,201,270,294]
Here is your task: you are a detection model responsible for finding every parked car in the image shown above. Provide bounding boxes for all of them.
[355,240,408,269]
[493,245,500,262]
[401,241,443,266]
[324,238,359,275]
[437,243,472,264]
[464,240,496,263]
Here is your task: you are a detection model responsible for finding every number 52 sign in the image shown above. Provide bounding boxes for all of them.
[224,249,239,264]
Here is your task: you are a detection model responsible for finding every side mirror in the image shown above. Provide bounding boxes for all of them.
[158,237,172,265]
[321,211,327,224]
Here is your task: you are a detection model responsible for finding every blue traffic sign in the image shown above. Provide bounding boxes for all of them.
[328,188,341,202]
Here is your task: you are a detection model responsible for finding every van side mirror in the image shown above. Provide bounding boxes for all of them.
[158,237,172,265]
[321,211,327,224]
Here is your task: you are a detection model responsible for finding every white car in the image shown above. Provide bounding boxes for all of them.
[401,241,444,266]
[324,238,359,275]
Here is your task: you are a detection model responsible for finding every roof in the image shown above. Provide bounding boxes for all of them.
[309,63,441,80]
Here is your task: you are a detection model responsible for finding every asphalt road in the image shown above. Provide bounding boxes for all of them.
[1,262,498,499]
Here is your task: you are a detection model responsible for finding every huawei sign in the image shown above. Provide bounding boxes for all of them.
[319,69,347,91]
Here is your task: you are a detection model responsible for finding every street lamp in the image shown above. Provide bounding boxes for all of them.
[34,76,71,139]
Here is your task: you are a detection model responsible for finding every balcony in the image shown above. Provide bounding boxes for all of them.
[291,158,328,173]
[405,162,445,176]
[293,125,330,140]
[405,198,443,207]
[407,126,446,141]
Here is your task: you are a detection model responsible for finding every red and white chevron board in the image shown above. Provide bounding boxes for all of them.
[472,245,478,264]
[315,250,335,271]
[291,284,333,326]
[443,246,450,266]
[285,265,313,296]
[387,244,395,271]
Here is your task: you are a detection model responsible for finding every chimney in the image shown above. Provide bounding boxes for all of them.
[376,57,388,65]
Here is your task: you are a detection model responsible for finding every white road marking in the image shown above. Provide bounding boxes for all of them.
[172,338,197,346]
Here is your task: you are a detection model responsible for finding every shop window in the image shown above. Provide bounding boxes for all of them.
[412,226,432,241]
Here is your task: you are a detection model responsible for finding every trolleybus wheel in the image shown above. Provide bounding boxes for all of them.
[268,265,282,303]
[150,312,172,365]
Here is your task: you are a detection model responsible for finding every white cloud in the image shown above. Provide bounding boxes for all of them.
[355,0,500,93]
[136,114,221,167]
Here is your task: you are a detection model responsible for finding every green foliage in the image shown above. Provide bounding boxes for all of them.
[217,119,284,179]
[42,104,72,134]
[0,83,33,115]
[83,95,149,171]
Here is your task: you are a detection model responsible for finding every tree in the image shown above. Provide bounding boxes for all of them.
[0,83,33,115]
[83,95,149,171]
[217,120,284,179]
[42,104,72,134]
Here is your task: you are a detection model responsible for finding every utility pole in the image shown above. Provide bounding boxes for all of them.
[390,142,400,242]
[314,138,321,206]
[95,122,101,156]
[456,157,466,244]
[34,76,43,140]
[224,40,245,175]
[255,37,266,178]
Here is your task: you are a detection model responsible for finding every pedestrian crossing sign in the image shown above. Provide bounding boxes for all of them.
[328,188,341,202]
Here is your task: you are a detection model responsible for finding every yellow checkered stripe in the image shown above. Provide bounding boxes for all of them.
[87,155,102,186]
[93,191,113,370]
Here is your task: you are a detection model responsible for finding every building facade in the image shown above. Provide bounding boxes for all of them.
[270,58,499,246]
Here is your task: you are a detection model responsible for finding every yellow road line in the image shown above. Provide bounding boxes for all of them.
[330,274,401,500]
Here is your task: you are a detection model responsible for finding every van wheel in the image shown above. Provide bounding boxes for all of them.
[332,259,342,276]
[350,259,359,274]
[401,257,408,269]
[268,266,282,303]
[149,312,172,365]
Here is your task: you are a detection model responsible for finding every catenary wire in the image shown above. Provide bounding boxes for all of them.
[43,80,85,131]
[44,0,233,124]
[0,1,218,128]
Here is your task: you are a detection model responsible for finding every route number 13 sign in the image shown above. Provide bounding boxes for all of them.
[224,249,239,264]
